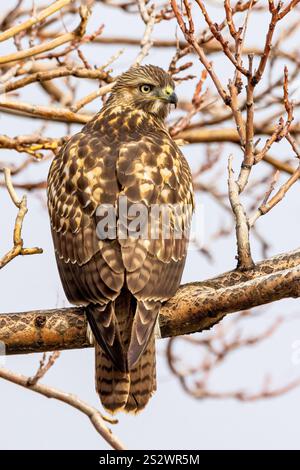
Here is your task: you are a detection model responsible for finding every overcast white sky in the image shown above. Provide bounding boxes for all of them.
[1,0,300,450]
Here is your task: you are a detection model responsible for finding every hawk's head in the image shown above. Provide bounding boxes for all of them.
[107,64,177,120]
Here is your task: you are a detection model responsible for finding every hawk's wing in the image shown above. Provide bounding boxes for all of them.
[47,130,127,369]
[116,136,194,368]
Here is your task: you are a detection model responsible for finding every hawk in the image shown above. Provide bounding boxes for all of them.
[47,65,194,413]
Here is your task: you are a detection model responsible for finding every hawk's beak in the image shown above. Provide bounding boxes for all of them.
[159,87,178,108]
[167,92,178,107]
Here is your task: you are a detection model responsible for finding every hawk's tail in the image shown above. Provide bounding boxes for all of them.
[95,337,156,414]
[92,294,156,414]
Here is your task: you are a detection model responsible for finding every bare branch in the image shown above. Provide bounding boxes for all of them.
[171,0,231,105]
[26,351,60,386]
[0,169,43,269]
[0,366,126,450]
[1,248,300,353]
[0,5,90,66]
[0,0,72,43]
[228,155,253,269]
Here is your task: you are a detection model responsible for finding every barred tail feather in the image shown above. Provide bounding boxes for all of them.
[95,337,156,414]
[95,343,130,413]
[125,335,156,413]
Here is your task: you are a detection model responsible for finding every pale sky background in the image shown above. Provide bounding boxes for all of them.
[1,0,300,450]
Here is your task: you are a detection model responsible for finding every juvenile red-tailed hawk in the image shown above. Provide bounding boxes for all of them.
[47,65,194,413]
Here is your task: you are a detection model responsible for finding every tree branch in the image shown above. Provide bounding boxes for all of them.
[0,366,126,450]
[0,5,90,66]
[1,248,300,355]
[0,168,43,269]
[0,0,72,43]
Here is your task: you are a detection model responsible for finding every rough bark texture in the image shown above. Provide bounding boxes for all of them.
[1,248,299,355]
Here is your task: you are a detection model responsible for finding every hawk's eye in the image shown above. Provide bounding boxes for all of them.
[139,84,153,94]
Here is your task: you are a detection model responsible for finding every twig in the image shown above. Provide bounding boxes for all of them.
[134,2,156,65]
[26,351,61,386]
[255,67,294,164]
[0,366,125,450]
[167,313,300,401]
[171,0,231,105]
[0,168,43,269]
[249,162,300,226]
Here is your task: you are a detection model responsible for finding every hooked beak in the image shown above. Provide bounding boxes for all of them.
[167,92,178,107]
[157,87,178,108]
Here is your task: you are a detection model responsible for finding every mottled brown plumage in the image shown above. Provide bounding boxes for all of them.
[47,64,194,413]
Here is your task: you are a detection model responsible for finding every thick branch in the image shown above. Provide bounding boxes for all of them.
[1,249,300,355]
